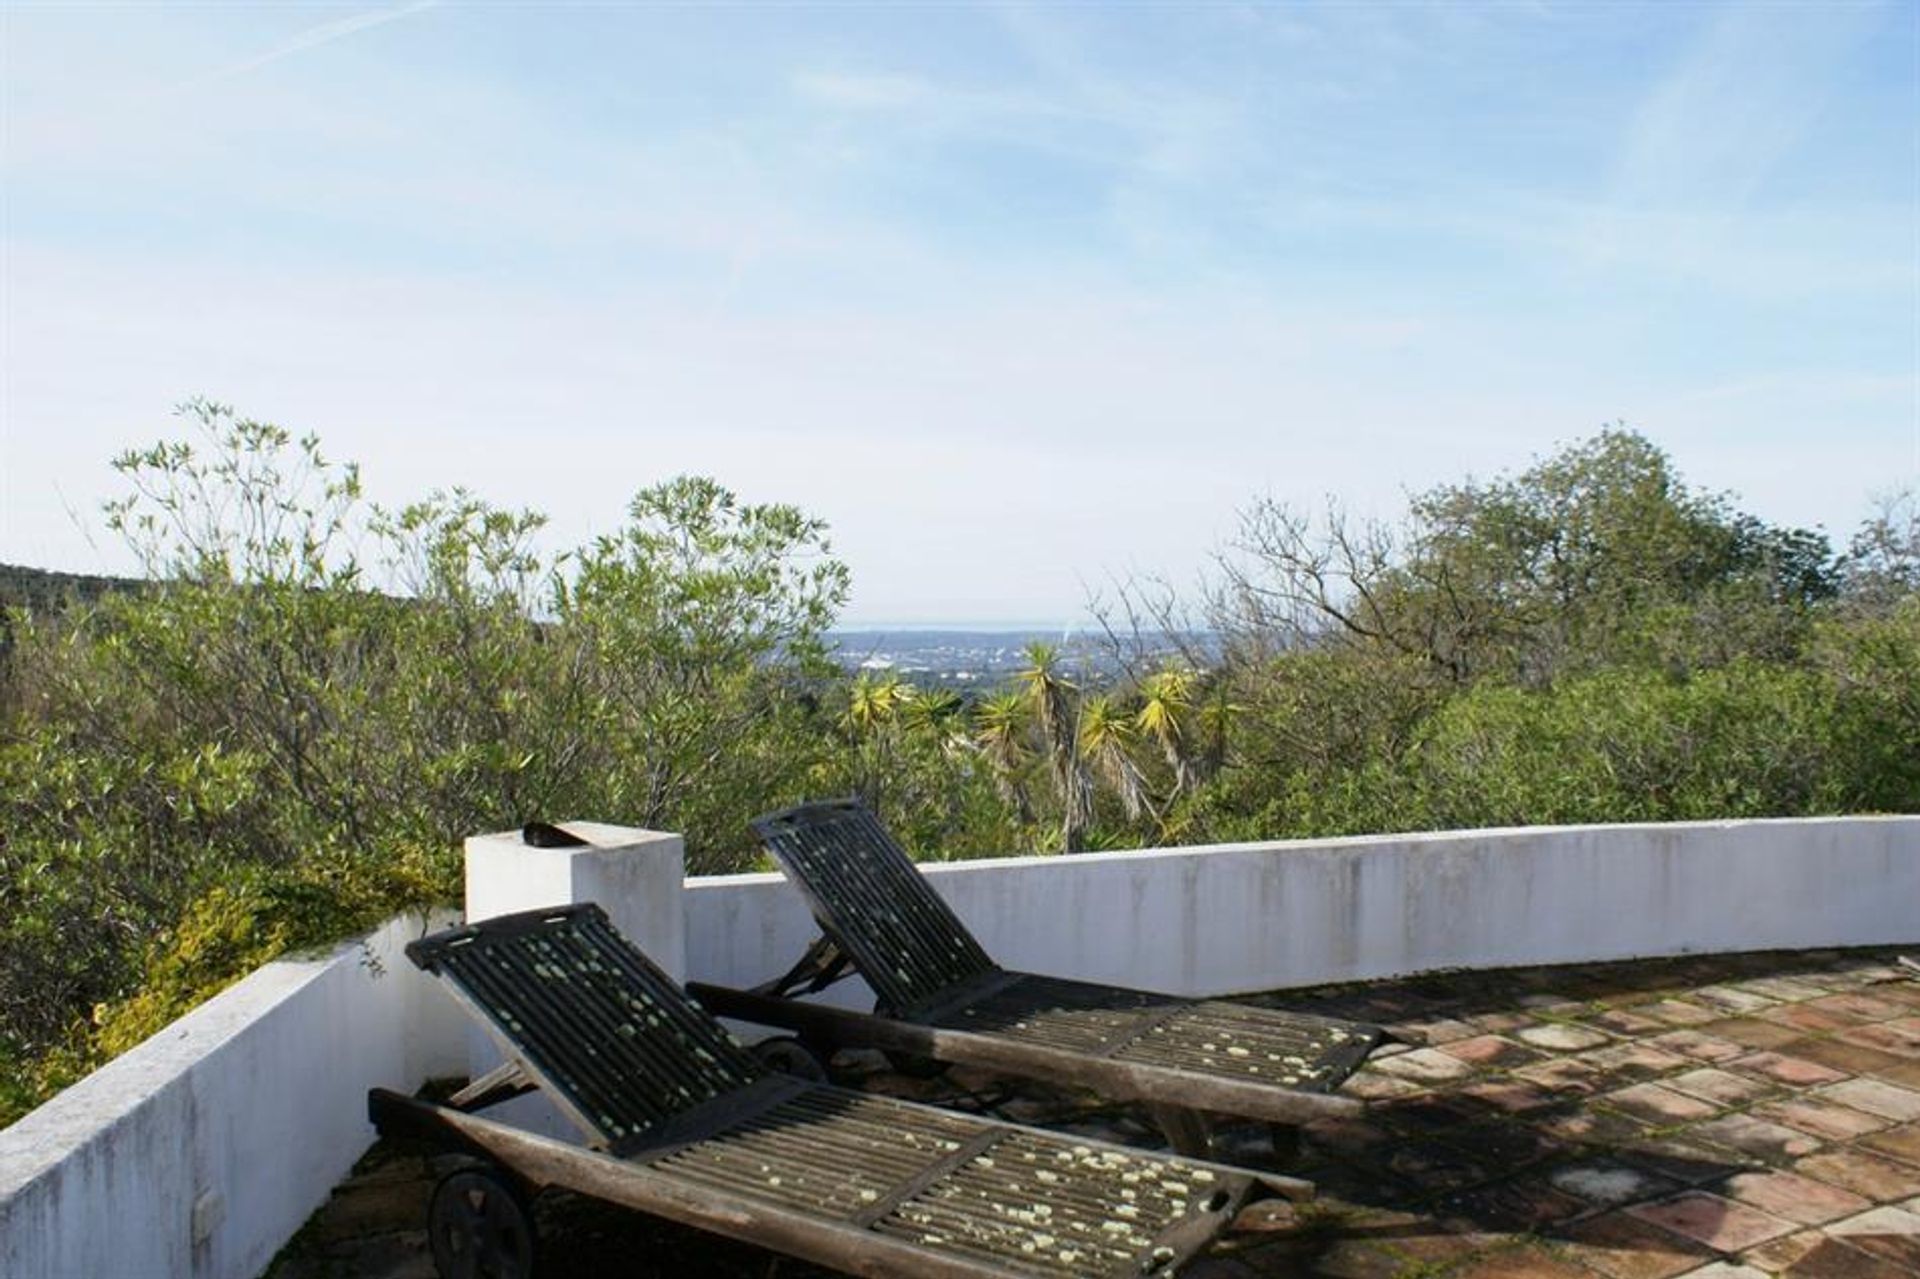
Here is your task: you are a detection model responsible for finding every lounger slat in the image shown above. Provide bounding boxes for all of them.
[933,976,1380,1090]
[742,798,1389,1123]
[755,801,996,1012]
[409,906,760,1144]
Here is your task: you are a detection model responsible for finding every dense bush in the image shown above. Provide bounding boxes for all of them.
[2,413,1914,1128]
[0,403,848,1122]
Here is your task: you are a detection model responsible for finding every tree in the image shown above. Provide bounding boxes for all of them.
[971,690,1035,825]
[1016,643,1093,851]
[1222,428,1836,686]
[1135,667,1198,796]
[1839,490,1920,617]
[558,476,849,866]
[1078,694,1150,822]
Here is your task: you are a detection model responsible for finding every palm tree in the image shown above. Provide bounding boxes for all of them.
[1078,694,1151,823]
[1018,642,1093,851]
[1136,666,1198,794]
[843,671,915,736]
[972,690,1035,825]
[1191,672,1239,782]
[901,686,970,758]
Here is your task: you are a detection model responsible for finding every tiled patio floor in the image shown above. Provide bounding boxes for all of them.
[269,946,1920,1278]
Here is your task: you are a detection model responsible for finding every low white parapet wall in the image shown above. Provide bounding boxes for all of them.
[686,816,1920,1002]
[0,912,463,1279]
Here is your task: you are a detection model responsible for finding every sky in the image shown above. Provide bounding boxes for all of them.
[2,2,1915,627]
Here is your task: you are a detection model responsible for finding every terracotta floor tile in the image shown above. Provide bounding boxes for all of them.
[1340,1070,1426,1101]
[1815,1081,1920,1123]
[1837,1021,1920,1059]
[1559,1211,1716,1279]
[1858,1122,1920,1169]
[1581,1043,1693,1083]
[1722,1169,1871,1225]
[1374,1046,1477,1083]
[1675,1261,1768,1278]
[1459,1077,1561,1114]
[1794,1149,1920,1202]
[1642,1001,1721,1028]
[1869,1059,1920,1090]
[1826,1204,1920,1237]
[1738,1225,1828,1273]
[1757,1003,1855,1035]
[1516,1057,1607,1096]
[1690,1115,1823,1164]
[1666,1068,1775,1108]
[1867,985,1920,1011]
[1767,1235,1915,1278]
[1605,1083,1723,1126]
[1520,1024,1617,1053]
[1443,1034,1549,1068]
[1646,1031,1749,1064]
[1823,1205,1920,1270]
[1778,1038,1908,1078]
[1407,1014,1488,1043]
[1805,994,1911,1024]
[1625,1192,1797,1252]
[1733,977,1832,1004]
[1544,1108,1659,1146]
[1591,1009,1669,1036]
[1615,1141,1751,1188]
[1727,1053,1848,1088]
[1694,987,1780,1017]
[1702,1019,1804,1051]
[1752,1098,1891,1144]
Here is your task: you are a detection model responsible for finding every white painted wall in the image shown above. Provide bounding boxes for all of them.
[685,816,1920,1000]
[0,913,463,1279]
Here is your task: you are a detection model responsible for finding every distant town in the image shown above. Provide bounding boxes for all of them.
[826,628,1199,687]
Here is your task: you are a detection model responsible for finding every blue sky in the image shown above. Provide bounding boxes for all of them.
[3,2,1914,625]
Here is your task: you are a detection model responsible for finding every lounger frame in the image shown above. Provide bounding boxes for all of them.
[370,904,1305,1279]
[688,800,1386,1139]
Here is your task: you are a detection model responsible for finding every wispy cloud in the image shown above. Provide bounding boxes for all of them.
[1582,1,1888,267]
[172,1,439,92]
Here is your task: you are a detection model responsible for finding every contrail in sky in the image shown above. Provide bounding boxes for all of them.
[179,1,438,89]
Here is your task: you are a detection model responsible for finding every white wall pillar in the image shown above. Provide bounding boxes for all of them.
[464,820,686,978]
[460,821,687,1140]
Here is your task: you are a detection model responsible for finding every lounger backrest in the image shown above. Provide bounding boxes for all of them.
[407,904,761,1146]
[752,799,997,1013]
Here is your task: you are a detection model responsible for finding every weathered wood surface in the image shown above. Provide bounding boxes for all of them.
[371,1088,1286,1278]
[688,980,1361,1131]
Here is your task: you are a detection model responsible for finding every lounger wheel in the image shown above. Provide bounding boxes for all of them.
[751,1035,829,1082]
[428,1165,539,1279]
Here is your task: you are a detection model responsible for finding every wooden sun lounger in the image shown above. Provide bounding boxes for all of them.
[369,904,1306,1279]
[688,800,1388,1155]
